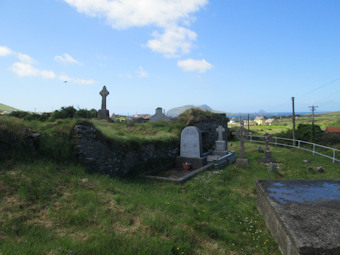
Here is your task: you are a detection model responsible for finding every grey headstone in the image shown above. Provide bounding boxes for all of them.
[315,167,325,173]
[180,126,202,158]
[258,145,264,153]
[213,125,227,156]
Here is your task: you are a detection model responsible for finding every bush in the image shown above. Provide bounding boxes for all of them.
[49,106,77,120]
[276,124,340,146]
[75,109,97,119]
[178,108,227,126]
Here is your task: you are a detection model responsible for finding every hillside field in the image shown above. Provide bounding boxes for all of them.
[1,116,339,254]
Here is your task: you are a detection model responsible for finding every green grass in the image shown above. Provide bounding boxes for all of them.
[1,114,339,254]
[93,120,184,144]
[229,111,340,136]
[0,103,19,112]
[1,142,339,254]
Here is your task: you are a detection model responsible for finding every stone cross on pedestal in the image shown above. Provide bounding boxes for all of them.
[213,125,227,156]
[233,121,249,159]
[262,132,275,163]
[216,125,225,141]
[262,133,273,152]
[233,121,250,168]
[100,86,109,110]
[97,86,110,120]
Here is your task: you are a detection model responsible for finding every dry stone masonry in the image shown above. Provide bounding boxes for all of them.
[71,122,179,176]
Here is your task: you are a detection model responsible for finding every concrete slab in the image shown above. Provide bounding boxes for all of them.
[256,180,340,255]
[144,163,214,183]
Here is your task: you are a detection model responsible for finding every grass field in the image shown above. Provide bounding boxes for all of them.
[1,140,339,254]
[0,104,19,112]
[229,111,340,136]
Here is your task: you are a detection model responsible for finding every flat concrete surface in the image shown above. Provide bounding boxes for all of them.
[144,164,214,183]
[257,180,340,255]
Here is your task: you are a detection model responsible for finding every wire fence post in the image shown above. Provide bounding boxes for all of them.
[333,150,336,164]
[298,140,301,148]
[313,144,316,155]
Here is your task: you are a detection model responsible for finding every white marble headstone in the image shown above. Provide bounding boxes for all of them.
[180,126,202,158]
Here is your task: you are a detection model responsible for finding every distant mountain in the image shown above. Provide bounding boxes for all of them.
[166,105,196,116]
[166,104,220,116]
[198,104,212,111]
[0,103,19,112]
[257,109,267,114]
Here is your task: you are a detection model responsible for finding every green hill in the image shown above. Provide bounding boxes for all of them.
[0,103,19,112]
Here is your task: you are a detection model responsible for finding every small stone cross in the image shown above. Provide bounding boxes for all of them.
[262,133,273,152]
[232,121,249,159]
[216,125,225,141]
[100,86,109,110]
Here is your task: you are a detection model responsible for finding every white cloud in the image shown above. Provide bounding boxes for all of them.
[58,74,96,85]
[72,78,96,85]
[1,45,95,84]
[16,53,35,64]
[120,73,133,79]
[63,0,208,57]
[177,58,212,73]
[147,27,197,58]
[0,46,13,56]
[63,0,208,28]
[10,62,56,79]
[137,66,149,78]
[55,53,80,64]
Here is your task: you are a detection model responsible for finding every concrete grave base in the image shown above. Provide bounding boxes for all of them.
[207,151,237,167]
[176,156,207,170]
[213,140,227,156]
[236,158,249,168]
[256,180,340,255]
[262,151,275,163]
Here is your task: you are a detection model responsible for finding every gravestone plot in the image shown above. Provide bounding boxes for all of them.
[207,125,236,166]
[98,86,110,120]
[257,180,340,255]
[176,126,207,169]
[262,133,275,163]
[180,126,202,158]
[233,121,250,168]
[213,125,227,156]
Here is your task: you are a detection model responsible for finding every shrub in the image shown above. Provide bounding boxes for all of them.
[178,108,227,126]
[75,109,98,119]
[49,106,77,120]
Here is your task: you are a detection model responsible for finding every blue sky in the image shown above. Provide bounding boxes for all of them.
[1,0,339,114]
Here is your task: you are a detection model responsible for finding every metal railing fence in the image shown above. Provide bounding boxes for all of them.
[244,135,339,163]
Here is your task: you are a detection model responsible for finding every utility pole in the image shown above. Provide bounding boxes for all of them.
[292,97,296,146]
[309,105,318,142]
[309,105,318,125]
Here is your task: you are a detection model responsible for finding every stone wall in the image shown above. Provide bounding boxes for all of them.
[193,114,229,153]
[70,122,179,177]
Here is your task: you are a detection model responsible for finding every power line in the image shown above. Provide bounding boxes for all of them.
[298,76,340,99]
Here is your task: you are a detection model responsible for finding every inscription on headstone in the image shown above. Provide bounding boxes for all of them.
[180,126,202,158]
